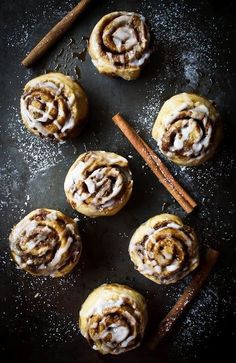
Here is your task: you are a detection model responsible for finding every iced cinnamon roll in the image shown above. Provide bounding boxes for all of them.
[64,151,133,217]
[152,93,222,166]
[129,214,199,284]
[79,283,147,355]
[9,208,82,277]
[20,73,88,141]
[88,12,151,80]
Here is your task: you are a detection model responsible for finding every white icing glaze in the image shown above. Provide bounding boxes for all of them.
[83,296,126,318]
[171,121,197,152]
[192,103,209,115]
[47,211,58,220]
[12,219,38,240]
[163,102,191,126]
[25,241,37,250]
[112,25,138,52]
[129,51,150,67]
[61,117,75,133]
[100,324,129,343]
[166,262,179,272]
[120,335,135,348]
[48,237,73,267]
[160,222,181,230]
[64,161,86,191]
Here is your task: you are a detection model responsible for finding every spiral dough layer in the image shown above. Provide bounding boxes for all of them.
[129,214,199,284]
[152,93,222,166]
[9,209,82,277]
[64,151,133,217]
[79,283,147,355]
[88,12,151,80]
[20,73,88,141]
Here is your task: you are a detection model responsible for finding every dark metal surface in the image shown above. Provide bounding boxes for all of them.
[0,0,235,362]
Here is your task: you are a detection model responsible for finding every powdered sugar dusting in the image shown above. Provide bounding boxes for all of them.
[0,106,76,219]
[1,0,235,361]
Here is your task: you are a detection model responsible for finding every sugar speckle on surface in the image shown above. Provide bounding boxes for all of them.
[0,0,235,361]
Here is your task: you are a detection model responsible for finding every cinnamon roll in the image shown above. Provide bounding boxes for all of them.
[9,208,82,277]
[20,73,88,141]
[88,12,151,80]
[64,151,133,217]
[129,214,199,284]
[152,93,222,166]
[79,283,147,355]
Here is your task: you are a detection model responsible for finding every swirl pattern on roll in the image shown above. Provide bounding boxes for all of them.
[20,73,88,141]
[152,93,222,166]
[129,214,199,284]
[79,283,147,355]
[9,209,82,277]
[88,12,151,80]
[64,151,133,217]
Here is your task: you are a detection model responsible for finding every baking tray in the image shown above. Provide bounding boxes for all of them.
[0,0,235,362]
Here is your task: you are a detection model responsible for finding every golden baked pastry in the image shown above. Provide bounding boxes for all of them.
[79,283,147,355]
[9,208,82,277]
[64,151,133,217]
[88,11,151,80]
[152,93,222,166]
[129,213,199,284]
[20,72,88,141]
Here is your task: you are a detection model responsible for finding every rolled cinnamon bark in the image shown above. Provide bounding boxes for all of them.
[22,0,92,67]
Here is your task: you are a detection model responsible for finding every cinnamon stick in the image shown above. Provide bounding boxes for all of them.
[148,248,220,350]
[22,0,92,67]
[112,113,197,213]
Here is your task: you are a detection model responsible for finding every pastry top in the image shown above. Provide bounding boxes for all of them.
[88,11,151,80]
[79,283,147,355]
[20,72,88,141]
[129,213,199,284]
[152,92,222,166]
[9,208,82,277]
[64,151,133,217]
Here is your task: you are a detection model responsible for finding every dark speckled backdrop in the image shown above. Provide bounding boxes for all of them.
[0,0,235,362]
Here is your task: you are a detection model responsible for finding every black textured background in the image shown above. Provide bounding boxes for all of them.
[0,1,235,362]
